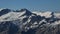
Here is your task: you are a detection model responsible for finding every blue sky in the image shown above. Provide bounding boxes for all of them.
[0,0,60,11]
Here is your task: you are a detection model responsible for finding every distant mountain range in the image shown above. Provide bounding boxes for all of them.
[0,8,60,34]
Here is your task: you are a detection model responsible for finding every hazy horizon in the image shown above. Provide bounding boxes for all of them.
[0,0,60,11]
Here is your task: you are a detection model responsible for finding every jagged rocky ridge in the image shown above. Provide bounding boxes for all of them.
[0,8,60,34]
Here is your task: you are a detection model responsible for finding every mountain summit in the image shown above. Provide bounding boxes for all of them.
[0,9,11,16]
[0,8,60,34]
[19,8,32,16]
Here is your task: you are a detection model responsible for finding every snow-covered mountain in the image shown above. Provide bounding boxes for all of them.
[0,8,60,34]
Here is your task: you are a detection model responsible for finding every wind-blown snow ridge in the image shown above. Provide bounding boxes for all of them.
[0,8,60,34]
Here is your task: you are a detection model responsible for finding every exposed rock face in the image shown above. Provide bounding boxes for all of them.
[0,8,60,34]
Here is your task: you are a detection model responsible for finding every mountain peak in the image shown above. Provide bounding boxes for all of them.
[20,8,28,11]
[0,8,11,16]
[19,8,32,16]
